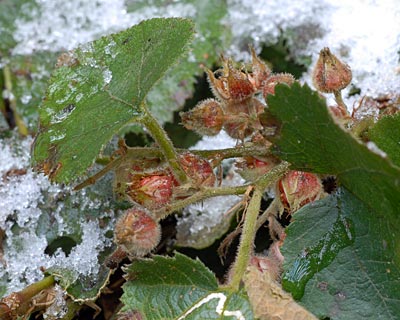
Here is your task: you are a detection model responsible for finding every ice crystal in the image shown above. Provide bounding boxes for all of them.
[42,285,68,320]
[0,134,115,294]
[12,0,196,55]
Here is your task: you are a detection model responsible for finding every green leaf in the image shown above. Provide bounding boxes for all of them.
[31,18,195,183]
[281,189,400,319]
[267,82,400,217]
[121,253,253,319]
[267,83,400,318]
[368,113,400,168]
[127,0,229,125]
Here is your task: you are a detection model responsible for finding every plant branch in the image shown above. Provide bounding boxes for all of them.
[124,144,272,163]
[155,184,250,220]
[0,275,55,318]
[141,109,188,184]
[225,161,289,291]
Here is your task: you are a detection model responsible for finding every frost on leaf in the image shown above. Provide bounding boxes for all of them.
[31,18,195,183]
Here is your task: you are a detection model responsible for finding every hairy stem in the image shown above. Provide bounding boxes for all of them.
[0,275,55,318]
[141,109,188,184]
[155,184,250,220]
[226,161,290,291]
[124,144,272,163]
[333,90,348,111]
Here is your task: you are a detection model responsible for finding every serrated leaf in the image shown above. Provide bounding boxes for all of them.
[281,189,400,319]
[267,84,400,318]
[127,0,228,125]
[121,253,253,319]
[31,18,195,183]
[267,82,400,217]
[368,113,400,168]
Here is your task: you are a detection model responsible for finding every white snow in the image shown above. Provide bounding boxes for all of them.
[0,135,115,294]
[12,0,196,55]
[227,0,400,107]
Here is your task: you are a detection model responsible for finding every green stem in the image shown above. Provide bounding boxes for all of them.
[333,90,347,111]
[3,66,29,136]
[0,276,55,318]
[226,161,290,291]
[74,156,124,190]
[155,184,250,220]
[141,109,188,184]
[228,186,263,291]
[124,144,272,163]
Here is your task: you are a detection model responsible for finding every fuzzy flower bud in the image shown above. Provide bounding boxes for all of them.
[235,156,278,181]
[278,170,324,213]
[126,171,176,210]
[180,98,224,136]
[178,152,215,187]
[312,47,352,93]
[205,59,256,102]
[249,46,271,90]
[114,208,161,257]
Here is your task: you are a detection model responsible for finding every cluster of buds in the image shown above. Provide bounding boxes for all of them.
[113,150,216,257]
[180,48,295,140]
[278,170,324,214]
[115,152,215,211]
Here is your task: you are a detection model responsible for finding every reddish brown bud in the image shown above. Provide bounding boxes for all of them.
[249,46,271,90]
[114,208,161,257]
[236,156,278,181]
[180,98,224,136]
[262,73,295,97]
[278,170,323,213]
[312,47,352,93]
[222,98,264,139]
[178,152,215,187]
[126,171,176,210]
[205,59,256,102]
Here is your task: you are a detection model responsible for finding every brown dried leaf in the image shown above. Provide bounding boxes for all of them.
[243,265,317,320]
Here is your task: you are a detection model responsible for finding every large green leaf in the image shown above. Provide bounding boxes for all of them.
[267,82,400,217]
[281,189,400,319]
[31,18,195,183]
[121,253,253,319]
[267,83,400,318]
[368,113,400,168]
